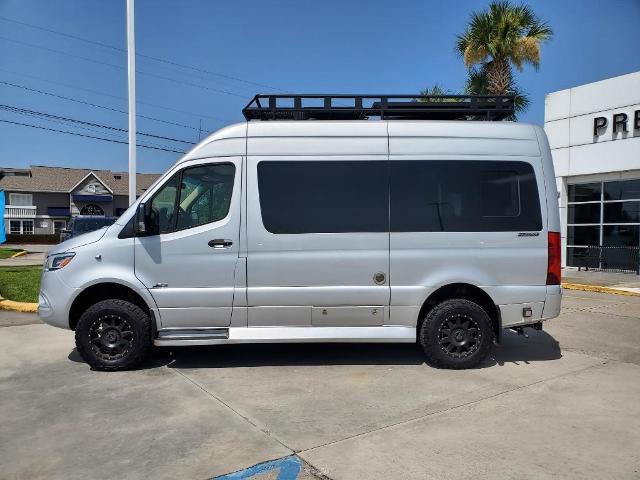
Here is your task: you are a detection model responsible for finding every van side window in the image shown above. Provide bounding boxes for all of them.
[391,161,541,232]
[257,161,388,233]
[146,163,235,235]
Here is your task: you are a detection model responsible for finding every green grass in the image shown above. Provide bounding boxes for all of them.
[0,266,41,303]
[0,248,24,260]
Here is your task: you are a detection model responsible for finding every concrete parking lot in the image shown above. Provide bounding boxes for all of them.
[0,244,51,267]
[1,289,639,480]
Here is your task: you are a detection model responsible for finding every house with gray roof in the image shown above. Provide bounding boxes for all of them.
[1,166,160,237]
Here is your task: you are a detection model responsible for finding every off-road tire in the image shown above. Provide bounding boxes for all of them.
[75,299,151,371]
[419,298,494,369]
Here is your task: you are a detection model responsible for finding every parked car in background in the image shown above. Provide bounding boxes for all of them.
[59,216,118,242]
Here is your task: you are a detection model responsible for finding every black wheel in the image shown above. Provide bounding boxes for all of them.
[419,299,494,369]
[75,299,151,371]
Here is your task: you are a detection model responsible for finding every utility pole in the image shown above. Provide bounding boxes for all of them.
[127,0,136,205]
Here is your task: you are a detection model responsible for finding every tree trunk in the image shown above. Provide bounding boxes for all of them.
[486,58,512,95]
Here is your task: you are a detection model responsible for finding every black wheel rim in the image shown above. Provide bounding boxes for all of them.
[88,314,134,361]
[438,314,481,358]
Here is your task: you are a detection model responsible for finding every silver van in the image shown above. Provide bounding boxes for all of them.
[38,95,562,371]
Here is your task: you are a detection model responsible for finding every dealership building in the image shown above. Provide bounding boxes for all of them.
[544,71,640,269]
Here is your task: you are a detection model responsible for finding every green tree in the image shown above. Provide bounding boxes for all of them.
[420,84,450,97]
[456,1,552,115]
[464,65,529,117]
[418,84,459,102]
[457,1,553,94]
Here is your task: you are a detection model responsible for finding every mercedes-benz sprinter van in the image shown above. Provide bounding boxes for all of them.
[38,95,562,370]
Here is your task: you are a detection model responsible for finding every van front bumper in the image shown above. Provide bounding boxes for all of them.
[38,269,78,330]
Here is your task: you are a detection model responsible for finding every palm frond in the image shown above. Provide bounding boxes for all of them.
[418,84,463,103]
[463,66,490,95]
[514,36,541,70]
[455,0,553,71]
[464,45,489,67]
[420,84,450,97]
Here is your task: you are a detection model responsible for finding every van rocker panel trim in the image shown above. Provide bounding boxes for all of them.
[153,326,416,346]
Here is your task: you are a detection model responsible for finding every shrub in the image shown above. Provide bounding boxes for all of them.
[5,234,60,244]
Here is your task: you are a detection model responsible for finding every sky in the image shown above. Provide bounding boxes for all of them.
[0,0,639,173]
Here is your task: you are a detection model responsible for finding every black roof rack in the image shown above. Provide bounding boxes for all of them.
[242,94,514,121]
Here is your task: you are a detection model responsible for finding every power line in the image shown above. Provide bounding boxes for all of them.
[0,118,185,154]
[0,14,285,92]
[0,67,230,124]
[0,79,205,132]
[0,104,196,145]
[13,108,173,149]
[19,112,183,152]
[2,112,182,152]
[0,35,247,98]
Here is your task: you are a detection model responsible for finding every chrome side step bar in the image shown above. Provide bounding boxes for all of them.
[154,326,416,347]
[156,328,229,342]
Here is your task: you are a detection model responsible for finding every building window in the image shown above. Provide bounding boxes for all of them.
[22,220,34,235]
[8,219,34,235]
[9,220,21,234]
[53,220,66,234]
[9,193,33,206]
[80,204,104,216]
[567,179,640,270]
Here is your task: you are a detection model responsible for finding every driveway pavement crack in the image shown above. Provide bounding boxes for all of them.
[299,360,610,455]
[170,368,294,453]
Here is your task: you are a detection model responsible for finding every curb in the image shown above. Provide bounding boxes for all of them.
[562,282,640,297]
[0,299,38,313]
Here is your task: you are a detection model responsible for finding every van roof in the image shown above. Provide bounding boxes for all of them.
[182,120,542,161]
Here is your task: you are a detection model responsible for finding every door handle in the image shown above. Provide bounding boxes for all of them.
[208,239,233,248]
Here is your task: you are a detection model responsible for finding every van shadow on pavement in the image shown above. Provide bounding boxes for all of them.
[68,329,561,370]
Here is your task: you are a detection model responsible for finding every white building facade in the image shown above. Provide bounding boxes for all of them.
[544,71,640,270]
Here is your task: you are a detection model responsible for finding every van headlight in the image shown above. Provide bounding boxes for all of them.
[45,252,75,271]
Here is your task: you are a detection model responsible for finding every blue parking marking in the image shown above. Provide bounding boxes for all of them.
[213,455,302,479]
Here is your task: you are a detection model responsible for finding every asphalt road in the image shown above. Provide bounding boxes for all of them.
[1,289,639,480]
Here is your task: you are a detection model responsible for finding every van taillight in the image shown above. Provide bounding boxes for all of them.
[547,232,561,285]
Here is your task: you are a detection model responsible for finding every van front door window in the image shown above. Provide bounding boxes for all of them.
[147,163,235,235]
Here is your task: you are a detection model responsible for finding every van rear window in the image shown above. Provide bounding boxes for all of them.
[257,161,388,234]
[390,160,541,232]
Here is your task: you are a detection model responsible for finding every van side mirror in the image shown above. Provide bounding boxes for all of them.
[134,203,147,235]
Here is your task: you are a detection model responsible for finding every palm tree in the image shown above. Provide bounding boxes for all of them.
[456,1,553,96]
[420,84,450,97]
[465,65,530,118]
[418,84,459,103]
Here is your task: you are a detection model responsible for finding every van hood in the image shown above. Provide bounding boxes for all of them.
[49,227,109,255]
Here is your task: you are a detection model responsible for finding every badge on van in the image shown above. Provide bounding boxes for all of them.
[518,232,540,237]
